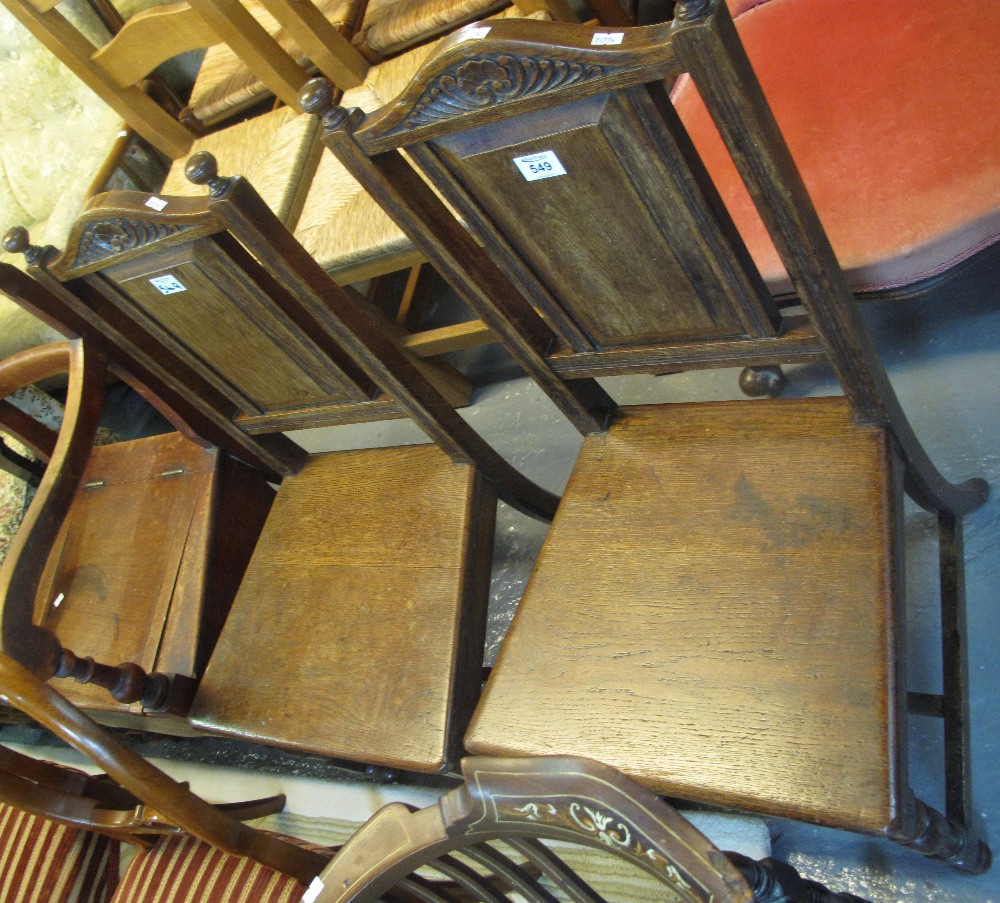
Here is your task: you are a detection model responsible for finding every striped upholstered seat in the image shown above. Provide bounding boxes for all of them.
[108,834,335,903]
[0,802,118,903]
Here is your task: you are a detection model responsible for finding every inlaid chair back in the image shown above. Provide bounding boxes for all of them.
[307,3,991,873]
[2,161,557,774]
[310,756,871,903]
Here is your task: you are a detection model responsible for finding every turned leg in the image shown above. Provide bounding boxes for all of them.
[728,853,872,902]
[896,796,991,874]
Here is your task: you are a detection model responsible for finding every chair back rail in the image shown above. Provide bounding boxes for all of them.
[18,164,558,519]
[310,6,986,517]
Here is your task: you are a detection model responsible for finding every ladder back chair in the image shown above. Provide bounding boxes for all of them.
[310,755,871,903]
[0,649,337,901]
[0,335,275,727]
[308,2,991,871]
[2,157,557,775]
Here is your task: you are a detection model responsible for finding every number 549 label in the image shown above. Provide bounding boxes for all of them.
[513,150,567,182]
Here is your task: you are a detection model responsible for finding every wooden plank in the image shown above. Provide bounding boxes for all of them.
[468,397,903,832]
[190,445,494,772]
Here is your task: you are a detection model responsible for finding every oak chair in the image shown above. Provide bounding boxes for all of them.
[0,0,343,165]
[0,649,336,901]
[309,755,871,903]
[2,154,557,775]
[0,336,275,728]
[310,2,991,873]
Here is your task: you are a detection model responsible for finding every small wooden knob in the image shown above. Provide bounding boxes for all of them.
[185,151,219,187]
[2,226,30,255]
[299,77,336,116]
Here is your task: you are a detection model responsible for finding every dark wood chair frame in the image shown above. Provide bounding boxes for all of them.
[1,153,558,772]
[0,648,330,883]
[303,0,990,873]
[0,738,285,847]
[312,755,871,903]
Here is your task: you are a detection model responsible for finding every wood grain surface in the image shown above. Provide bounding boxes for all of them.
[468,397,903,832]
[191,443,496,772]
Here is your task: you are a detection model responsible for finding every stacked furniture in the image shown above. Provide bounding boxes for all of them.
[0,0,995,891]
[313,0,992,873]
[0,0,163,359]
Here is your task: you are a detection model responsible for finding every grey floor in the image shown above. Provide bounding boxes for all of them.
[3,269,997,900]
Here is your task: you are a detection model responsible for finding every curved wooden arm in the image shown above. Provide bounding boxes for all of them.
[0,339,106,676]
[0,342,72,461]
[0,651,330,882]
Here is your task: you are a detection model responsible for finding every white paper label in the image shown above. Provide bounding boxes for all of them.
[145,196,168,211]
[466,25,491,38]
[150,274,187,295]
[301,877,325,903]
[513,150,567,182]
[591,31,624,45]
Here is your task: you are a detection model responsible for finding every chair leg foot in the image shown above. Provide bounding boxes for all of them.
[729,853,872,902]
[738,365,787,397]
[898,798,992,875]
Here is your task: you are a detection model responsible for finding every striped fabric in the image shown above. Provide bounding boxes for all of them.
[0,803,117,903]
[110,835,329,903]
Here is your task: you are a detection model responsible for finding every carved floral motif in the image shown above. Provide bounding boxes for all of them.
[403,55,605,128]
[74,219,190,268]
[498,796,698,896]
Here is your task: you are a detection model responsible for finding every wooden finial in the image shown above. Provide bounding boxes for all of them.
[3,226,45,266]
[675,0,711,22]
[300,78,359,132]
[185,151,232,198]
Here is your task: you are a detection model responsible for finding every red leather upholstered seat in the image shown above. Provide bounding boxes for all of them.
[673,0,1000,296]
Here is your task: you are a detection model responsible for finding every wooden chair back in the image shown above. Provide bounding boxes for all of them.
[0,0,308,158]
[0,335,275,721]
[7,163,557,518]
[311,755,871,903]
[308,4,983,516]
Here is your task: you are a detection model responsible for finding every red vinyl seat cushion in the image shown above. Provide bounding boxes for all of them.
[673,0,1000,296]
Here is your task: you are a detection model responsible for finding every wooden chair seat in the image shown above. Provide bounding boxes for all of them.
[673,0,1000,297]
[185,0,366,126]
[466,398,900,831]
[160,107,321,229]
[293,44,437,281]
[190,442,495,772]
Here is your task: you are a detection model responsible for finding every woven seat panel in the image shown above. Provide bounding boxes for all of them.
[161,108,321,230]
[110,834,333,903]
[293,42,442,278]
[355,0,507,58]
[186,0,365,126]
[295,9,551,280]
[0,803,117,903]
